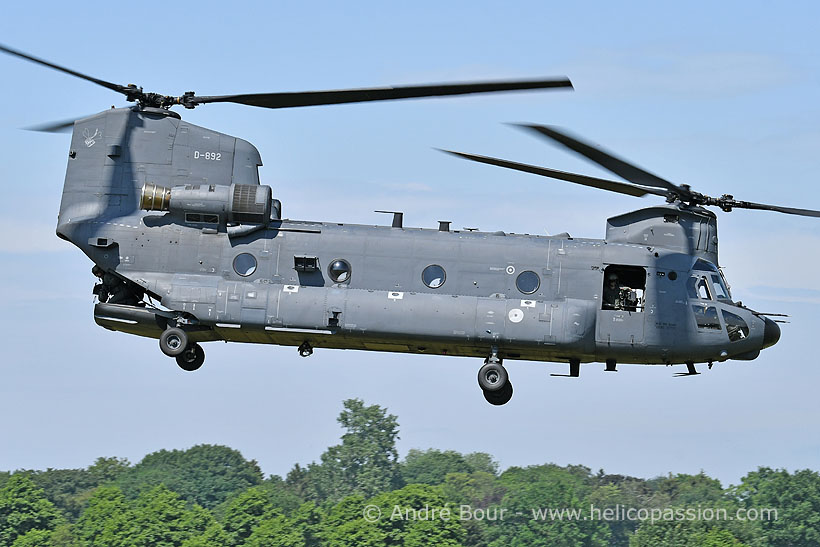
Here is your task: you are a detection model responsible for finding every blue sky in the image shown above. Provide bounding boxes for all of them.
[1,1,819,486]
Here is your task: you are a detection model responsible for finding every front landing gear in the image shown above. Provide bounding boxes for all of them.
[483,382,513,406]
[478,349,513,405]
[674,361,701,377]
[298,341,314,357]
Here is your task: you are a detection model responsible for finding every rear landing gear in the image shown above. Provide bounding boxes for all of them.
[176,343,205,371]
[159,326,206,371]
[159,327,188,357]
[478,349,513,405]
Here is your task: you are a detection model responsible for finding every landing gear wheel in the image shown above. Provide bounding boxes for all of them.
[477,362,508,392]
[175,343,205,371]
[483,382,513,406]
[159,327,188,357]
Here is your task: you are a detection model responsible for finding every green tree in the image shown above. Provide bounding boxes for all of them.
[630,518,750,547]
[486,464,610,547]
[441,471,505,508]
[10,529,52,547]
[0,475,62,547]
[46,523,78,547]
[246,502,323,547]
[128,485,214,547]
[244,515,303,547]
[118,445,263,509]
[321,484,465,547]
[284,465,311,502]
[74,486,133,547]
[13,458,131,523]
[300,399,402,503]
[21,469,94,522]
[86,458,131,486]
[178,505,230,547]
[463,453,499,476]
[401,449,473,485]
[654,472,725,506]
[732,467,820,547]
[440,471,505,547]
[260,476,304,515]
[221,487,278,547]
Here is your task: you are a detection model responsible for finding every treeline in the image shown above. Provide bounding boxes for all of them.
[2,399,819,546]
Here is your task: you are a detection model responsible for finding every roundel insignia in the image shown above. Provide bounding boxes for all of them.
[508,309,524,323]
[506,265,516,275]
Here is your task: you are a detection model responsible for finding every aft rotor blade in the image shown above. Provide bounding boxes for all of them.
[24,118,77,133]
[0,43,128,95]
[191,78,573,109]
[728,199,820,218]
[517,124,691,199]
[440,149,666,198]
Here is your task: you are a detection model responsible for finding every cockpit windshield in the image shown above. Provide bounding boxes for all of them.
[711,274,730,300]
[690,259,732,301]
[687,275,711,300]
[693,259,718,272]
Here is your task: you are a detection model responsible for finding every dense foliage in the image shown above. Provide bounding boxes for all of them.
[1,399,817,546]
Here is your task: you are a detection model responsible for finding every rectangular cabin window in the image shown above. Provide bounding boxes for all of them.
[185,213,219,224]
[294,255,319,272]
[602,265,646,312]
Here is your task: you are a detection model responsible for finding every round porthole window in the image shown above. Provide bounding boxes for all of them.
[516,270,540,294]
[328,259,352,283]
[422,264,446,289]
[233,253,257,277]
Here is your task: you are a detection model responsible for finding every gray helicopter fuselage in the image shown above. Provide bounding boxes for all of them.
[57,107,775,366]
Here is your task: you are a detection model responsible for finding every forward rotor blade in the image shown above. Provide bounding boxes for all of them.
[728,200,820,218]
[440,149,666,198]
[516,124,691,199]
[0,43,127,95]
[191,78,573,109]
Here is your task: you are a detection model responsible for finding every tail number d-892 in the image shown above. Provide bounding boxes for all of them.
[193,151,221,161]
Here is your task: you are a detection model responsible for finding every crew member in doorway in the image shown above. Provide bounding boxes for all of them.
[602,273,619,309]
[92,266,143,305]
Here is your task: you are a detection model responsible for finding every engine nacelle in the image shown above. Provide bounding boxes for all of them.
[140,182,273,225]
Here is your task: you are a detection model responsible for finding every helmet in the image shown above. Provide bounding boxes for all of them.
[92,265,104,277]
[607,273,618,282]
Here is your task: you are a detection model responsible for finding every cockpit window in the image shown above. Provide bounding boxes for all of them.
[687,276,712,300]
[722,310,749,341]
[694,259,718,272]
[711,274,730,300]
[692,304,721,330]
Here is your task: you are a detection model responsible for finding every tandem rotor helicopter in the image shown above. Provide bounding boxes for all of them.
[3,45,816,406]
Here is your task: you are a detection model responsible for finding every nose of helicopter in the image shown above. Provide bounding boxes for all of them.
[762,317,781,349]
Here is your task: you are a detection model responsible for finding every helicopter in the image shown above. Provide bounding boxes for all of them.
[2,45,814,406]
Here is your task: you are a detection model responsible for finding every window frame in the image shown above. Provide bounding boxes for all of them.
[327,259,352,284]
[421,264,447,289]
